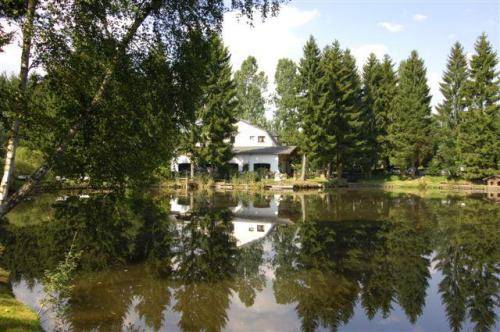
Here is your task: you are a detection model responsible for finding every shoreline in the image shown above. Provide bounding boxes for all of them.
[0,268,41,331]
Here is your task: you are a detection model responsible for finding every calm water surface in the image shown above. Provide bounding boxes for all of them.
[1,190,499,331]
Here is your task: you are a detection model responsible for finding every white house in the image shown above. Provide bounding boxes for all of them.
[170,194,291,247]
[171,120,297,175]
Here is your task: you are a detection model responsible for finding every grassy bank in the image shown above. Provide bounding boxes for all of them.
[352,175,486,191]
[0,268,41,332]
[162,174,491,193]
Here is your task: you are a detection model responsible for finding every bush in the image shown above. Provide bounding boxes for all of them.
[231,171,260,184]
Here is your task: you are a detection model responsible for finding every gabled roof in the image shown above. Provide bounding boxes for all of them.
[233,146,297,155]
[237,119,279,145]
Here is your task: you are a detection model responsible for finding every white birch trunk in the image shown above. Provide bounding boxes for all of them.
[0,0,36,205]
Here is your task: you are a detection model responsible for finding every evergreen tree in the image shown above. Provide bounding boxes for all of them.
[432,42,468,176]
[297,36,323,180]
[316,43,364,179]
[337,49,364,177]
[377,55,398,170]
[273,58,300,145]
[234,56,269,128]
[197,35,238,177]
[389,51,433,172]
[458,33,499,179]
[315,42,343,174]
[361,53,383,175]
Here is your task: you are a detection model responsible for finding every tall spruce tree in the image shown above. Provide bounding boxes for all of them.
[315,42,343,174]
[197,35,238,177]
[432,42,468,176]
[273,58,300,145]
[316,43,364,179]
[389,51,433,172]
[337,49,364,177]
[361,53,382,175]
[234,56,269,128]
[458,33,499,179]
[377,55,398,170]
[297,36,323,180]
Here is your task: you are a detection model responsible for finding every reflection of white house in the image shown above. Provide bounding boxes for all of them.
[171,120,296,175]
[170,195,289,247]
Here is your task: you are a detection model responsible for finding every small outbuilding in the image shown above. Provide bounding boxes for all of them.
[484,175,500,188]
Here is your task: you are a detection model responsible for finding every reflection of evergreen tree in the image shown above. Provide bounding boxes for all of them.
[173,208,238,332]
[68,265,172,331]
[386,197,432,324]
[135,265,172,331]
[271,221,370,331]
[174,280,233,332]
[270,193,437,330]
[359,223,394,319]
[174,208,238,281]
[235,241,266,307]
[434,198,500,332]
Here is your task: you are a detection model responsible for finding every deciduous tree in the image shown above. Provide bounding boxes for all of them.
[234,56,269,128]
[273,58,300,145]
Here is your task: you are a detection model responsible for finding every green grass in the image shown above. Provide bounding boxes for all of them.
[355,175,479,189]
[0,268,41,332]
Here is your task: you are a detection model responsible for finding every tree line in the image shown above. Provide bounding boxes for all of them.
[273,34,499,180]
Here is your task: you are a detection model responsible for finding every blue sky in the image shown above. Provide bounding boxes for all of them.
[222,0,499,109]
[1,0,499,110]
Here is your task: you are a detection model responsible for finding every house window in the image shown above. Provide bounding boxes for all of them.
[497,181,500,186]
[258,136,265,143]
[257,225,265,232]
[249,136,254,141]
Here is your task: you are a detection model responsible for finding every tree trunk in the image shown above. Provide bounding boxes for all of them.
[300,194,306,222]
[300,154,307,181]
[336,150,342,180]
[190,161,195,179]
[326,162,332,178]
[0,1,156,217]
[0,0,37,205]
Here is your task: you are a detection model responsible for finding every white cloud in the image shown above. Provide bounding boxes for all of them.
[465,51,474,62]
[352,44,388,68]
[0,19,22,75]
[378,21,404,33]
[429,71,442,111]
[413,14,428,22]
[223,6,319,84]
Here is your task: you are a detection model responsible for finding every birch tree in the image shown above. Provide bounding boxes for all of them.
[0,0,38,206]
[0,0,284,216]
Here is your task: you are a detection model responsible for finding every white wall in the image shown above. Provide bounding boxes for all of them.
[232,221,273,246]
[172,121,280,172]
[171,155,191,172]
[234,121,276,147]
[229,154,279,173]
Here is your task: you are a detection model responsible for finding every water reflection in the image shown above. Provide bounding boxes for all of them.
[0,191,498,331]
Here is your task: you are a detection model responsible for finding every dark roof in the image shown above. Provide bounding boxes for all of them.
[484,174,500,180]
[233,146,297,155]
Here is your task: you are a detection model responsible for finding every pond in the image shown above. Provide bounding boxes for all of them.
[1,189,499,331]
